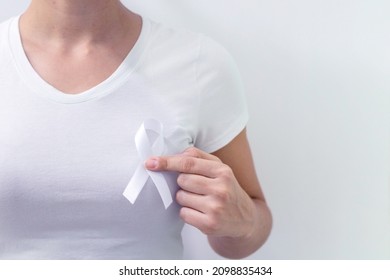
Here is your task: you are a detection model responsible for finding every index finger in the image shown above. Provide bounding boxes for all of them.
[145,155,220,178]
[181,147,222,163]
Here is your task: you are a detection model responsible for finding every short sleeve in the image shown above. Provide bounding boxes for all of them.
[194,36,249,153]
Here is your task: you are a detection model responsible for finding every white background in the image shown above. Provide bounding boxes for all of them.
[1,0,389,259]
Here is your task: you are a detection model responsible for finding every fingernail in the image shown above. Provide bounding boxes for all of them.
[145,158,158,169]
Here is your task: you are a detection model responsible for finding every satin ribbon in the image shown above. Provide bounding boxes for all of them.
[123,119,173,209]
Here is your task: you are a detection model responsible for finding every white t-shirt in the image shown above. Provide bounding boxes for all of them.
[0,16,248,259]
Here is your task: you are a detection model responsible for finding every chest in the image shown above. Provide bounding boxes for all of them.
[0,87,192,240]
[22,47,126,94]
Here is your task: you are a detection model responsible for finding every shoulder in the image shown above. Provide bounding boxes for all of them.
[146,19,203,50]
[144,18,234,68]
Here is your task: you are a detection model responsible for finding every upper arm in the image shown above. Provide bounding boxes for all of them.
[212,128,265,201]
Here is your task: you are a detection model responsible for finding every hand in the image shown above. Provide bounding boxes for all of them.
[145,147,256,238]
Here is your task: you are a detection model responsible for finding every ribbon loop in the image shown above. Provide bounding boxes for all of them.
[123,119,173,209]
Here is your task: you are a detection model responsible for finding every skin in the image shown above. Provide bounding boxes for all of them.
[20,0,272,259]
[146,130,272,259]
[20,0,142,94]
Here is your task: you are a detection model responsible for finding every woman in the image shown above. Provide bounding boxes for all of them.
[0,0,272,259]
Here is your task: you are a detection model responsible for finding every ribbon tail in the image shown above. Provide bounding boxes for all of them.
[124,119,172,209]
[123,164,149,204]
[148,171,173,209]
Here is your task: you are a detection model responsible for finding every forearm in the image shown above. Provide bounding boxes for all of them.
[207,198,272,259]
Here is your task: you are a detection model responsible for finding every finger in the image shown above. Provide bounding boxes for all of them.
[176,190,208,213]
[146,155,221,178]
[182,147,221,163]
[179,207,207,230]
[180,207,220,235]
[177,173,213,195]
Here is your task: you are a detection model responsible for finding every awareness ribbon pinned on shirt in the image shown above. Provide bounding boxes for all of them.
[123,119,173,209]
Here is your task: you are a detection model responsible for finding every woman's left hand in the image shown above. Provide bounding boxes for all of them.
[145,147,255,239]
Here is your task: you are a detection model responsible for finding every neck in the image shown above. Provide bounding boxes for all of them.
[20,0,135,44]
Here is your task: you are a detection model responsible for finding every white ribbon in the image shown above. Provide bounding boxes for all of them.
[123,119,173,209]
